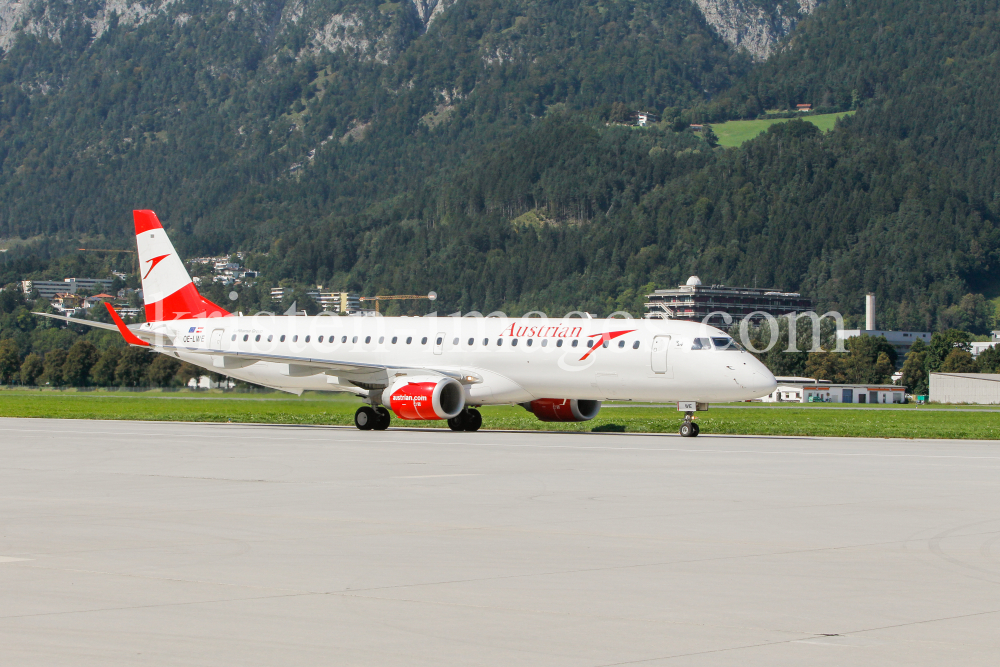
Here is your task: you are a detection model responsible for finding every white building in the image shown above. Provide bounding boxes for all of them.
[762,382,905,404]
[970,332,1000,356]
[22,278,114,299]
[271,287,360,313]
[930,373,1000,404]
[187,375,236,390]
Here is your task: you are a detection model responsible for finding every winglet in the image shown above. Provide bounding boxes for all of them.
[104,302,150,347]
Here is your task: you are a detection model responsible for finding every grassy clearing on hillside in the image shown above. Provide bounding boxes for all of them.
[713,111,855,148]
[1,390,997,439]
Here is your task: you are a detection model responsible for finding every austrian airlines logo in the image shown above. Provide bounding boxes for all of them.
[579,330,636,361]
[499,322,636,361]
[143,254,170,279]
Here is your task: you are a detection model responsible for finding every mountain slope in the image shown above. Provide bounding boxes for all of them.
[1,0,998,334]
[0,0,748,252]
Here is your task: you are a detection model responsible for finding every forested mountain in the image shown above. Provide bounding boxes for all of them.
[1,0,999,336]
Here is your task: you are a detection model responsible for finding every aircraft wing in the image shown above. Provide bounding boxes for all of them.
[32,310,476,384]
[167,345,478,384]
[32,311,127,333]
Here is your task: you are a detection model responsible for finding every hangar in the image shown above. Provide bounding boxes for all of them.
[930,372,1000,404]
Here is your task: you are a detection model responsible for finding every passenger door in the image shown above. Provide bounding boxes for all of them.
[433,332,445,355]
[650,336,670,374]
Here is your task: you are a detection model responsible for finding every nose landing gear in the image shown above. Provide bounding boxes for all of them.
[679,411,700,437]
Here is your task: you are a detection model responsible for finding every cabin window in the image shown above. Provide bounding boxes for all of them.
[512,339,518,347]
[618,340,625,348]
[341,336,347,343]
[318,336,324,343]
[632,340,639,349]
[255,335,261,342]
[421,337,428,345]
[292,335,298,342]
[378,336,384,344]
[483,338,489,346]
[231,335,236,341]
[243,335,249,341]
[328,337,334,344]
[556,340,563,347]
[541,339,548,347]
[602,341,609,348]
[526,339,533,347]
[365,336,371,344]
[587,340,594,348]
[406,337,412,344]
[572,340,579,348]
[392,336,398,344]
[280,335,285,342]
[453,338,459,345]
[352,336,358,343]
[496,339,503,346]
[305,336,310,343]
[267,335,273,342]
[436,337,442,345]
[468,338,474,345]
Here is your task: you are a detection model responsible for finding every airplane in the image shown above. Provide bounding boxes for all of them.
[36,210,777,436]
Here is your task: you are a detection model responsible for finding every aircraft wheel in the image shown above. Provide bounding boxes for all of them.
[464,409,483,432]
[679,422,694,438]
[373,407,391,431]
[691,422,700,437]
[447,414,466,431]
[355,406,376,430]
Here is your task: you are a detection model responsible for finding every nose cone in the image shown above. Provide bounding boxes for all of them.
[751,365,778,397]
[734,357,777,399]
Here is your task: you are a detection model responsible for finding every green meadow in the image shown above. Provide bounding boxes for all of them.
[712,111,855,148]
[1,389,997,440]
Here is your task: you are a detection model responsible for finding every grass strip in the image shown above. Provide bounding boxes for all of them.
[1,392,997,439]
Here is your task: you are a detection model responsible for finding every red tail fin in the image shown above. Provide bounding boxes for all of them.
[133,210,230,321]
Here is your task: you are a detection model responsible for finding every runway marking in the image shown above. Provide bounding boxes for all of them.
[4,425,1000,462]
[391,473,482,479]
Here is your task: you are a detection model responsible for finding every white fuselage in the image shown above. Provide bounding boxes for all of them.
[145,314,777,405]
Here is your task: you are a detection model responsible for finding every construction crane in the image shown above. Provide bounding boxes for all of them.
[360,291,437,314]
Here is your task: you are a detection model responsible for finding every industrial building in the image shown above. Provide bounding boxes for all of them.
[21,278,114,300]
[929,373,1000,404]
[762,382,905,404]
[644,276,812,324]
[837,294,931,364]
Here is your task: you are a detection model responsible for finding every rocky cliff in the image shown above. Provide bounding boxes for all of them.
[0,0,453,54]
[691,0,823,60]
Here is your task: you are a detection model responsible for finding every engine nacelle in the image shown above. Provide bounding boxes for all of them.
[386,376,466,420]
[522,398,601,422]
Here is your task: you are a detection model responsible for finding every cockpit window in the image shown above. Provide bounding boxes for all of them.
[712,337,742,351]
[691,338,710,350]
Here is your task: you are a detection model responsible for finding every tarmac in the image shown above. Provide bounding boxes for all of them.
[1,417,999,666]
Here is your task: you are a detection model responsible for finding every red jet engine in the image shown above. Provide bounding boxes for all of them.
[523,398,601,422]
[386,376,466,420]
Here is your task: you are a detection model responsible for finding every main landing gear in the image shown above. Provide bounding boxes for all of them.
[679,411,700,437]
[355,406,391,431]
[448,408,483,432]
